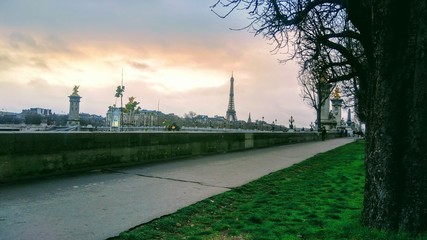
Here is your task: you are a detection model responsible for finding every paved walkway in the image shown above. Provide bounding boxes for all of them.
[0,138,353,240]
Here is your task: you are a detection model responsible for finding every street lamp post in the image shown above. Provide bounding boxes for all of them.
[262,116,264,131]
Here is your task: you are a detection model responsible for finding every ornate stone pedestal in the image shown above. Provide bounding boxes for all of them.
[67,86,81,127]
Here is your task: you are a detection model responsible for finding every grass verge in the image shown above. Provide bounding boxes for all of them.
[113,141,425,240]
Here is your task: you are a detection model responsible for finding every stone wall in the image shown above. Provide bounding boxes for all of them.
[0,131,336,183]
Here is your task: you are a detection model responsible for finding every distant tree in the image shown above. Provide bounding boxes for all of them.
[184,111,197,119]
[24,113,42,125]
[159,113,184,129]
[54,114,69,126]
[124,96,141,113]
[124,96,141,125]
[0,115,22,124]
[114,85,125,128]
[114,85,125,108]
[183,111,198,127]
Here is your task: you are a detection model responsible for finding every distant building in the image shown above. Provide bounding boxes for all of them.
[22,108,52,116]
[106,108,160,128]
[130,109,159,126]
[106,107,121,129]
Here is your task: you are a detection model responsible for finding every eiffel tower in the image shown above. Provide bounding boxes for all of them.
[226,73,237,122]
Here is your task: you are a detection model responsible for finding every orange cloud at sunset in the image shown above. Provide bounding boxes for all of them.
[0,1,316,127]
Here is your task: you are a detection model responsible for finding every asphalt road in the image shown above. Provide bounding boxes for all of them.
[0,138,353,240]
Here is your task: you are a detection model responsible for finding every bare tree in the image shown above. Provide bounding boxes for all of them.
[294,4,366,121]
[184,111,197,119]
[212,0,427,234]
[298,64,335,130]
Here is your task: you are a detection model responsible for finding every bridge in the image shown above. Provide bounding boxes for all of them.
[0,131,340,183]
[0,133,352,240]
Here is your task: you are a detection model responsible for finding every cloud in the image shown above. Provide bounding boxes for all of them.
[0,53,15,71]
[27,77,49,86]
[30,57,50,71]
[7,32,78,55]
[0,32,84,76]
[127,60,155,72]
[8,32,39,50]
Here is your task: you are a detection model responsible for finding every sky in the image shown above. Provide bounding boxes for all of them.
[0,0,317,127]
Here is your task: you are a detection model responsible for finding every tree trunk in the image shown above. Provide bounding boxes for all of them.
[316,88,322,131]
[362,0,427,234]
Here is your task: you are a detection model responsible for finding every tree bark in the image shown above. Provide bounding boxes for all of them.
[362,0,427,233]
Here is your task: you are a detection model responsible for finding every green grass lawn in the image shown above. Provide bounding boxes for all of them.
[113,141,425,240]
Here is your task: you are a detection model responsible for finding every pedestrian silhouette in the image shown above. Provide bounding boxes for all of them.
[321,127,327,141]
